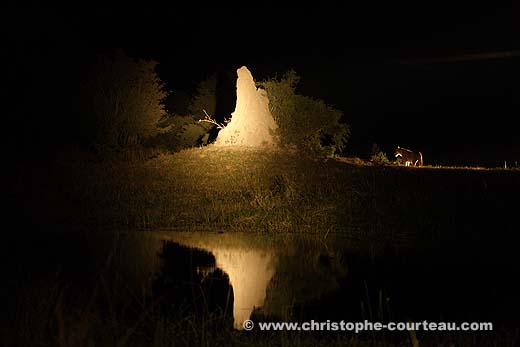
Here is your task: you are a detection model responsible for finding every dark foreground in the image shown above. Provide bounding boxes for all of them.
[3,230,520,346]
[4,147,520,346]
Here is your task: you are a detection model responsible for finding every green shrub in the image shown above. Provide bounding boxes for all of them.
[258,70,350,157]
[151,115,213,151]
[370,144,391,165]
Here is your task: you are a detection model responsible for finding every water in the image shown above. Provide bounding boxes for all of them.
[158,231,520,331]
[5,230,520,338]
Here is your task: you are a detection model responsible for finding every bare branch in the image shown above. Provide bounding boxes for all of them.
[198,109,227,129]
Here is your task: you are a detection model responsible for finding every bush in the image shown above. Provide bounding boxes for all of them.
[370,143,391,165]
[150,115,214,151]
[258,70,350,156]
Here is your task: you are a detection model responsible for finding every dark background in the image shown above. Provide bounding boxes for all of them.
[5,3,519,166]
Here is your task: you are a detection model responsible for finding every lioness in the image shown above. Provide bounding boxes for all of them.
[394,146,423,166]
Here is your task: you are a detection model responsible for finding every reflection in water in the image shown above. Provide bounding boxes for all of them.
[162,232,346,330]
[164,233,277,329]
[11,230,519,340]
[152,241,235,327]
[158,231,520,335]
[211,249,275,329]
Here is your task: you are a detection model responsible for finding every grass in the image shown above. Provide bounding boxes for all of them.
[17,145,518,250]
[6,145,520,346]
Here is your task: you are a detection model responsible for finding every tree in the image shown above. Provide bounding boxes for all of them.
[80,51,167,149]
[258,70,350,156]
[164,90,191,116]
[188,74,217,120]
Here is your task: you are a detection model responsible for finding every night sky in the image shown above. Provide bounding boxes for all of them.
[6,4,518,166]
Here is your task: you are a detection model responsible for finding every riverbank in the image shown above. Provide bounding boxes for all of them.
[9,146,519,249]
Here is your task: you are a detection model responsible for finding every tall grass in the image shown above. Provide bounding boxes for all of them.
[7,267,517,346]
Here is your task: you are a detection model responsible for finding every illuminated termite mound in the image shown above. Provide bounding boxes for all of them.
[214,66,278,147]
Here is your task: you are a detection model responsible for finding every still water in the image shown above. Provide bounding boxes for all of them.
[6,230,520,334]
[155,231,520,331]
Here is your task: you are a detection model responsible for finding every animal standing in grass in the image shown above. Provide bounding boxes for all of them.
[394,146,423,167]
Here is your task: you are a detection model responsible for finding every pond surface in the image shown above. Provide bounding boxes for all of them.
[157,231,520,331]
[5,230,520,336]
